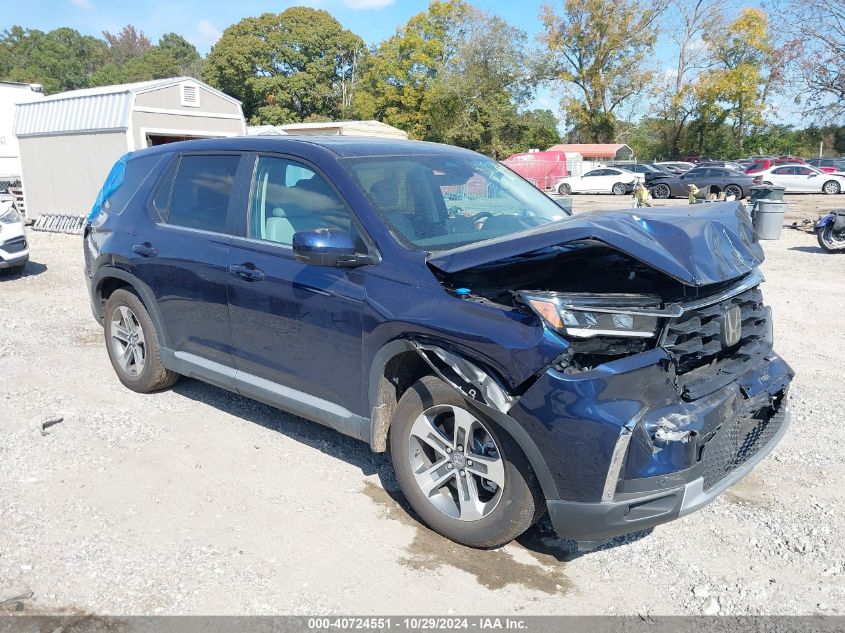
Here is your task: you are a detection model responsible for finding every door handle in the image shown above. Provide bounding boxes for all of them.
[132,243,159,258]
[228,263,265,282]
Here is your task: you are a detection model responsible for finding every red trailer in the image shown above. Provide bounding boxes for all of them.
[502,151,568,191]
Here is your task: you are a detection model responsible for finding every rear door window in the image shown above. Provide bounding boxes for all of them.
[163,154,241,233]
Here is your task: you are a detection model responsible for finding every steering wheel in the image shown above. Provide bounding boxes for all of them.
[470,211,494,226]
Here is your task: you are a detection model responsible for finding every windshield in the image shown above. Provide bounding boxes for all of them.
[341,153,568,250]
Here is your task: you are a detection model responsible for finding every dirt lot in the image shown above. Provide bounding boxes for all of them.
[1,194,843,616]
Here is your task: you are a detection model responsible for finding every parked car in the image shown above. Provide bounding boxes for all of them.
[655,161,695,172]
[0,200,28,273]
[648,166,761,199]
[84,137,793,549]
[757,164,845,194]
[808,158,845,173]
[698,160,745,172]
[554,167,642,195]
[746,156,810,174]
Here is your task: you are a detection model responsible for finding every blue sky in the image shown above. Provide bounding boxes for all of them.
[5,0,549,55]
[6,0,562,113]
[5,0,801,125]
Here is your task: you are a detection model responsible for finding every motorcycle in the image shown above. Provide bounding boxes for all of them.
[816,211,845,252]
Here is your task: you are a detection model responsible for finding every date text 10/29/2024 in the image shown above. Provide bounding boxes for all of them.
[307,618,528,630]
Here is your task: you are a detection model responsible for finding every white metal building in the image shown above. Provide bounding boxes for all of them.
[0,81,44,180]
[248,120,408,139]
[14,77,246,219]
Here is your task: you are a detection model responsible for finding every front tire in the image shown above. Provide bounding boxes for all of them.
[389,375,544,548]
[557,183,571,196]
[823,180,841,195]
[817,224,845,252]
[652,183,671,199]
[104,289,179,393]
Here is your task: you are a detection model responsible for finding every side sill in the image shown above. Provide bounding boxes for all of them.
[160,349,370,443]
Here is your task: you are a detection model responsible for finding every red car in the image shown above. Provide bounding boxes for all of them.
[746,156,809,174]
[808,158,845,174]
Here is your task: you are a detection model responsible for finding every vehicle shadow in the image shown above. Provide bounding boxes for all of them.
[0,260,47,280]
[170,377,652,561]
[789,245,828,254]
[170,377,386,479]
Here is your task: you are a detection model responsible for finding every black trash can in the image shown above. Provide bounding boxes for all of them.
[749,185,786,203]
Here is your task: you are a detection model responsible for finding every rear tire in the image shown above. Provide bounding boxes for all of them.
[724,184,743,199]
[104,289,179,393]
[611,182,627,196]
[823,180,841,195]
[389,375,544,548]
[817,224,845,252]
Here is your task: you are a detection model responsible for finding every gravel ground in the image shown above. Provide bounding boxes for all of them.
[0,195,843,616]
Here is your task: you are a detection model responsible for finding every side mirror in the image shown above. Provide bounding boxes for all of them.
[292,228,367,267]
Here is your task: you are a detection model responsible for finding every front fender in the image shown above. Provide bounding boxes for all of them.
[366,338,560,501]
[816,214,836,229]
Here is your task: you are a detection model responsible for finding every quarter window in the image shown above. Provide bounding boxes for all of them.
[248,156,357,248]
[165,154,240,233]
[105,155,163,214]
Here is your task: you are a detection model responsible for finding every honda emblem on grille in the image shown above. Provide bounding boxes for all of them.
[720,304,742,348]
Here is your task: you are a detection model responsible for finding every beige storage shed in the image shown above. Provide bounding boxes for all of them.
[13,77,245,219]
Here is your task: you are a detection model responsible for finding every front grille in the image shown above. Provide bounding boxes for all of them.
[663,287,772,400]
[1,236,27,254]
[701,392,786,490]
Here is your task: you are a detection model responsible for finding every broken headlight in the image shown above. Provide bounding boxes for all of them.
[518,291,676,340]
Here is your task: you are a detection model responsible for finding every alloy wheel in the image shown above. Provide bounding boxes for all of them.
[612,183,626,195]
[407,404,505,521]
[823,181,841,195]
[110,305,146,377]
[820,225,845,250]
[653,184,671,199]
[724,185,742,199]
[558,183,571,196]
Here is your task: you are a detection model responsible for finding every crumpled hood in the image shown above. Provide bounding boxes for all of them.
[427,201,764,287]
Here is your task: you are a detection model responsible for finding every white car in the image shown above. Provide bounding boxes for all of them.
[0,201,29,273]
[554,167,644,196]
[757,164,845,194]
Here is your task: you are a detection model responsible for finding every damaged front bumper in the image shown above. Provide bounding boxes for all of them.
[547,401,789,542]
[507,348,793,542]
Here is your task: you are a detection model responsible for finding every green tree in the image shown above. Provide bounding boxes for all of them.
[203,7,366,123]
[682,8,783,156]
[539,0,667,143]
[356,1,537,156]
[0,26,106,93]
[91,33,202,85]
[355,0,473,139]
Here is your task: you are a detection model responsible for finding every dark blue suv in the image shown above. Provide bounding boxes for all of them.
[84,137,793,549]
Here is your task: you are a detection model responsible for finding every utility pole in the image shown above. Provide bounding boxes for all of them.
[820,141,824,158]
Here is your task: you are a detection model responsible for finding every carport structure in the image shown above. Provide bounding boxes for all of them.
[14,77,246,219]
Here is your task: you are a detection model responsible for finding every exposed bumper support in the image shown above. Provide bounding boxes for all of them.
[547,404,790,541]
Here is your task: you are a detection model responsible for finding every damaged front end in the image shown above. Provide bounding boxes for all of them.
[422,202,793,542]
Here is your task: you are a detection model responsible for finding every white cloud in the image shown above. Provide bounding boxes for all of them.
[70,0,94,11]
[342,0,394,9]
[196,19,221,46]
